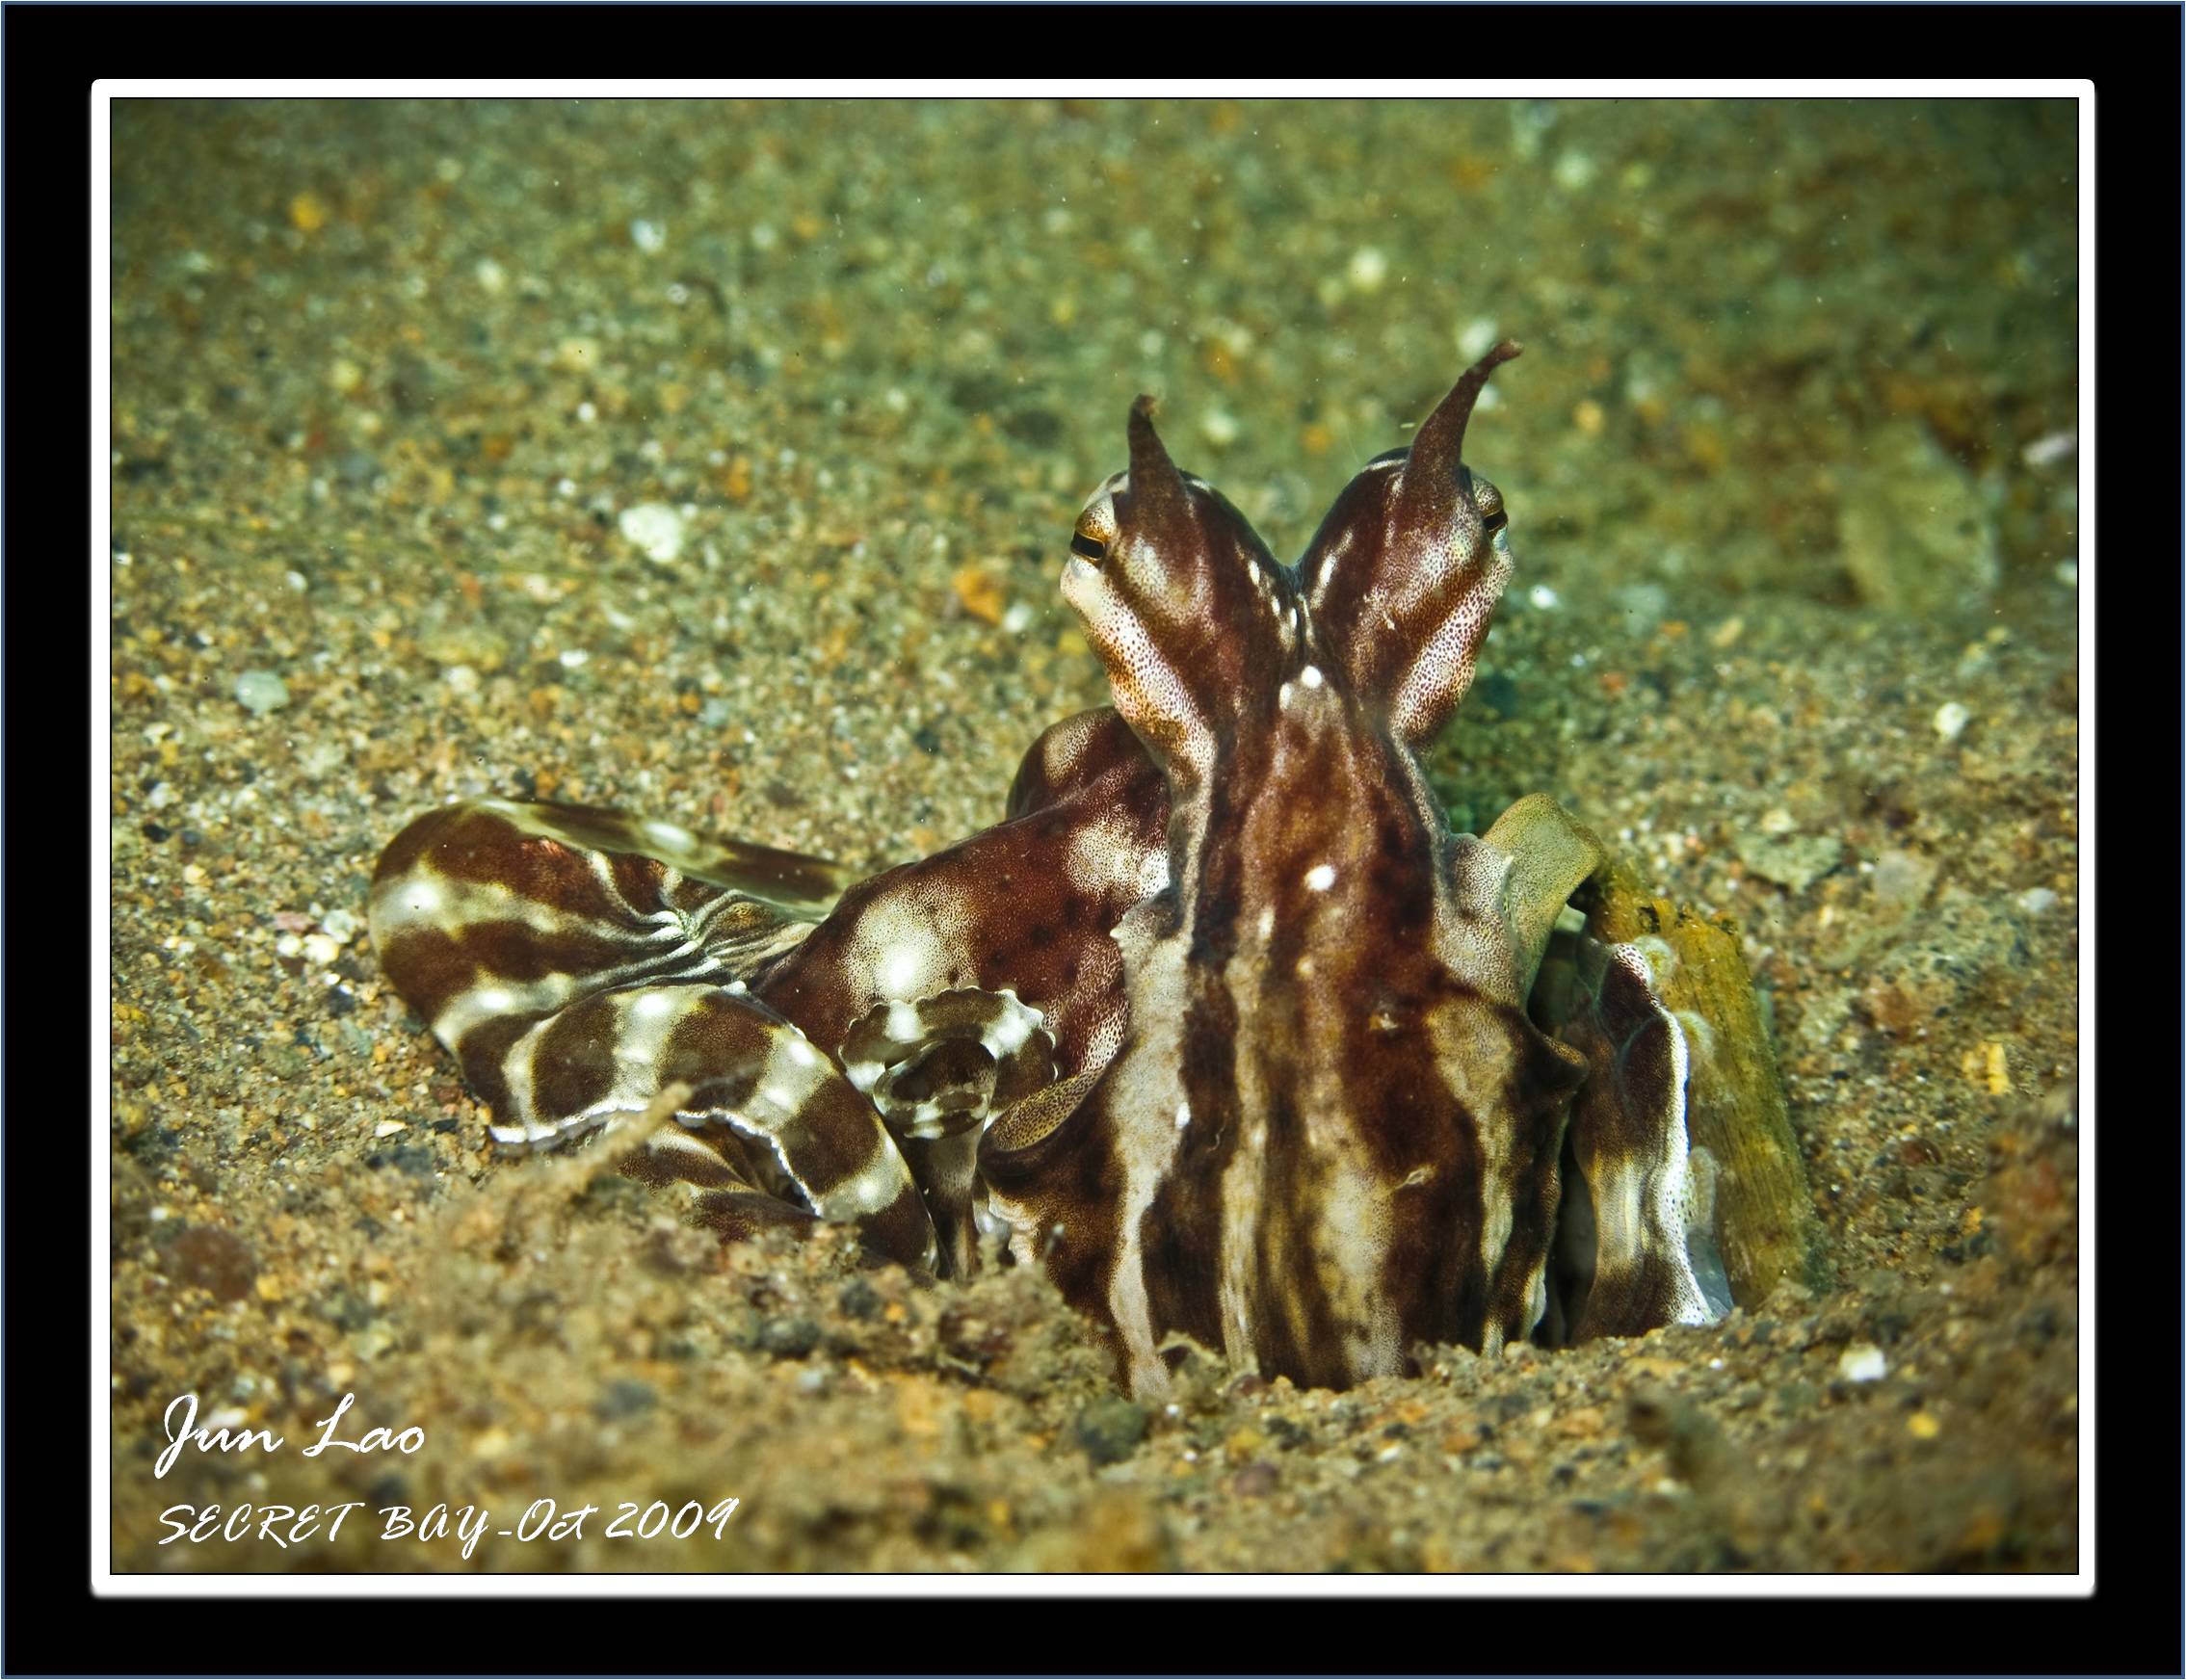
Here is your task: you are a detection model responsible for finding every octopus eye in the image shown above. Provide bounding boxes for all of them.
[1470,475,1508,534]
[1070,532,1109,563]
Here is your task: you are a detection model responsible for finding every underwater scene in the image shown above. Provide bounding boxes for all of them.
[110,98,2079,1572]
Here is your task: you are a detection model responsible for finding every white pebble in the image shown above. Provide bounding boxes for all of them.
[373,1119,408,1140]
[2016,886,2057,915]
[234,670,289,715]
[619,502,686,566]
[1347,247,1388,293]
[302,933,341,967]
[443,664,480,695]
[1527,584,1561,611]
[629,218,667,254]
[474,257,508,294]
[321,908,360,944]
[1933,701,1972,741]
[1552,149,1597,192]
[2020,428,2075,468]
[1838,1343,1888,1383]
[1200,409,1240,448]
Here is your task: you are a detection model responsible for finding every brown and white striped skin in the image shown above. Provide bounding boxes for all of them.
[369,343,1721,1401]
[977,346,1712,1396]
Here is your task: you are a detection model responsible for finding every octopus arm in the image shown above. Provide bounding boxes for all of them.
[367,799,936,1271]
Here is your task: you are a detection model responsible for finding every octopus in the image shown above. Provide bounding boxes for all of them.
[369,342,1730,1400]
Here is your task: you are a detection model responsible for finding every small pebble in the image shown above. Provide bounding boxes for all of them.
[1199,408,1240,449]
[2016,886,2057,915]
[755,1316,822,1359]
[443,664,481,696]
[1735,830,1842,893]
[952,565,1007,625]
[1346,247,1389,293]
[619,503,687,566]
[302,933,341,967]
[1552,149,1597,191]
[1934,700,1972,741]
[1231,1460,1279,1498]
[629,218,667,254]
[1872,849,1938,909]
[2020,428,2075,468]
[594,1378,658,1420]
[1073,1398,1151,1467]
[1838,1343,1888,1383]
[835,1278,883,1321]
[234,670,290,716]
